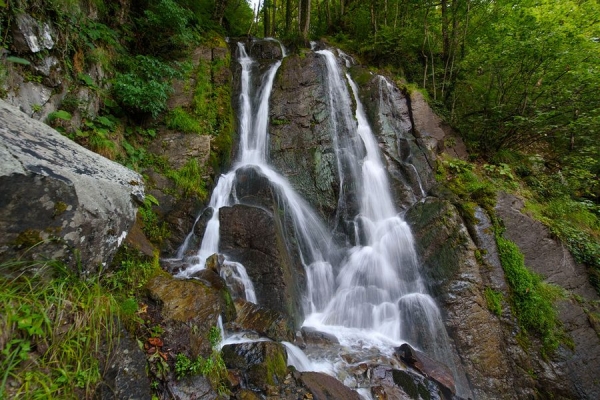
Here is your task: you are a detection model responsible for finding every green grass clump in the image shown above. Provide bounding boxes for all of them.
[0,261,117,399]
[166,107,202,133]
[495,234,565,356]
[138,194,171,246]
[436,158,498,223]
[166,159,208,200]
[484,287,503,316]
[0,248,163,399]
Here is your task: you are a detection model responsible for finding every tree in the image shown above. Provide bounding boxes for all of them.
[299,0,311,43]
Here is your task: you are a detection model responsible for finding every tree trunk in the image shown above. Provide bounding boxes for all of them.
[285,0,292,35]
[272,0,277,36]
[441,0,449,62]
[370,0,377,34]
[299,0,311,43]
[213,0,229,25]
[264,0,271,37]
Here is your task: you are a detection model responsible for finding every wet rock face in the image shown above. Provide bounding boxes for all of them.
[405,198,527,399]
[268,53,340,223]
[0,100,143,274]
[96,331,152,400]
[145,272,235,358]
[245,38,284,60]
[219,203,306,328]
[299,371,363,400]
[229,299,295,342]
[408,91,467,160]
[496,192,600,399]
[222,341,288,391]
[352,70,432,209]
[395,343,455,398]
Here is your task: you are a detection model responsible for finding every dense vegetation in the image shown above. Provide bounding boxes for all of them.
[255,2,600,297]
[1,0,599,397]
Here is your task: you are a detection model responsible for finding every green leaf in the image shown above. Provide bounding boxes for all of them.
[145,193,160,207]
[6,56,30,65]
[78,73,96,87]
[96,116,114,128]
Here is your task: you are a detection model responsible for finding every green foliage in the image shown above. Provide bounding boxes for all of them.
[484,287,503,317]
[166,107,202,133]
[139,194,170,245]
[113,56,182,118]
[137,0,199,57]
[5,56,31,65]
[47,110,72,123]
[166,159,208,200]
[103,246,160,299]
[0,261,118,399]
[121,140,147,171]
[207,326,222,348]
[80,20,120,49]
[495,233,565,356]
[437,158,498,215]
[174,326,228,394]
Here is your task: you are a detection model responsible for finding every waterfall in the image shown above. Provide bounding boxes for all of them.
[180,40,462,393]
[303,50,455,367]
[179,41,336,308]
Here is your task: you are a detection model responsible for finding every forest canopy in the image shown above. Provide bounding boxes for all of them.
[251,0,599,202]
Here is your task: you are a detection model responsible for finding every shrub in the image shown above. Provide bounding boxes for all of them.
[113,56,182,118]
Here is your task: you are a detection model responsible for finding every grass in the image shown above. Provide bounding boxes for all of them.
[0,248,162,399]
[166,107,202,134]
[0,260,117,399]
[165,159,208,200]
[173,326,228,395]
[495,233,566,356]
[484,287,503,316]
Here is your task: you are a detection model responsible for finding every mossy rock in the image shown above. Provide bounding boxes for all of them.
[145,272,236,358]
[221,341,287,391]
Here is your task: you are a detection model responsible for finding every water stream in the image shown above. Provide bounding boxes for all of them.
[178,40,459,393]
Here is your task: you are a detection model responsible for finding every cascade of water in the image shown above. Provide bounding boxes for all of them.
[316,50,364,238]
[180,41,336,310]
[181,41,462,392]
[304,50,454,368]
[282,341,314,372]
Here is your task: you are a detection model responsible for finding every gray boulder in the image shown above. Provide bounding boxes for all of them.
[0,100,143,274]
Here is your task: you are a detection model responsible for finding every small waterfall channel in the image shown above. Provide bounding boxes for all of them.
[177,40,460,393]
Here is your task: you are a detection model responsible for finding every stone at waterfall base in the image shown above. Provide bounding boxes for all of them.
[395,343,456,398]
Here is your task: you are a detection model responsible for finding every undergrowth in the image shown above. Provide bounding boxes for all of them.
[438,156,570,357]
[174,327,228,395]
[0,249,161,399]
[495,233,566,356]
[0,260,116,399]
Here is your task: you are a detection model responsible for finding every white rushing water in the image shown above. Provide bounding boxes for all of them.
[180,41,459,391]
[179,41,335,306]
[302,51,451,364]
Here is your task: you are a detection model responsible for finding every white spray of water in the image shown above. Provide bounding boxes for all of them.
[303,51,453,368]
[179,42,461,391]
